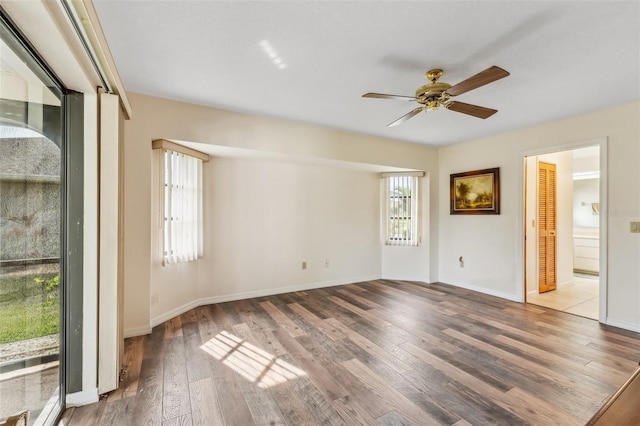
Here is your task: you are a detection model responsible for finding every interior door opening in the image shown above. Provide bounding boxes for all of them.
[524,145,603,321]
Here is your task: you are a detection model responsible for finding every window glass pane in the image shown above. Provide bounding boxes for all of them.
[0,18,63,425]
[386,175,418,246]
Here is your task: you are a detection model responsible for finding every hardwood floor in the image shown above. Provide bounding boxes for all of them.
[60,280,640,425]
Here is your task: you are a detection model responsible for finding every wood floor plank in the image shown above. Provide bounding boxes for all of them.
[205,342,255,425]
[62,280,640,426]
[180,309,198,324]
[194,305,218,345]
[287,302,348,341]
[236,368,287,425]
[129,358,164,425]
[60,400,108,425]
[98,397,133,426]
[162,413,192,426]
[189,377,224,426]
[161,336,191,422]
[265,355,318,425]
[164,316,183,338]
[182,321,211,383]
[327,295,392,328]
[443,327,610,402]
[259,300,306,337]
[108,336,144,401]
[336,288,384,309]
[325,317,412,374]
[331,394,379,425]
[400,341,584,425]
[272,327,349,401]
[341,358,441,425]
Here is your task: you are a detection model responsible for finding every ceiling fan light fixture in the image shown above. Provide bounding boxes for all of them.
[363,66,509,126]
[425,97,441,111]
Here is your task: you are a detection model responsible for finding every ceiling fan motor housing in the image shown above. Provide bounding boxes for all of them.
[416,82,451,110]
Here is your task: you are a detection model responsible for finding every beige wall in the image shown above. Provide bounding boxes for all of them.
[124,92,640,334]
[439,101,640,330]
[124,93,440,335]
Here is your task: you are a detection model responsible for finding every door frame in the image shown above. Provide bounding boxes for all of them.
[519,137,608,323]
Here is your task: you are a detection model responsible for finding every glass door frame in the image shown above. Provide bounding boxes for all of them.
[0,7,84,425]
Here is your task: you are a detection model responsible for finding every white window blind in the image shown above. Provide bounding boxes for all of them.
[383,174,421,246]
[162,148,204,265]
[153,139,209,265]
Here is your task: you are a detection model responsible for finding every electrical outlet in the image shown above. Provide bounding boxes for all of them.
[325,260,330,268]
[302,261,307,270]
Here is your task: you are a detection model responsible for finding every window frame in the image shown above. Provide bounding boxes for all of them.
[383,172,424,247]
[152,139,208,265]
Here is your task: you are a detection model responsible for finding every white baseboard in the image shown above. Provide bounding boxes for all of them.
[124,325,152,338]
[150,299,202,329]
[66,388,99,407]
[149,275,380,329]
[441,281,520,302]
[603,318,640,333]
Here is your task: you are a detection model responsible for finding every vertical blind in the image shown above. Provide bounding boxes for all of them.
[163,149,203,264]
[384,174,420,246]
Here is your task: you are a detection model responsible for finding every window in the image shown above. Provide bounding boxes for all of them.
[153,140,208,265]
[383,173,422,246]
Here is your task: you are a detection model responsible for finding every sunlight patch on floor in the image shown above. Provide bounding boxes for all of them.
[200,330,306,388]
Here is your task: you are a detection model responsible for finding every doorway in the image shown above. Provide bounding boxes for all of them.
[524,144,603,320]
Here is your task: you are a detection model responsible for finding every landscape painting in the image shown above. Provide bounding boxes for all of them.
[450,167,500,214]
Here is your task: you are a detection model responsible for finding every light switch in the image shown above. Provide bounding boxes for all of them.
[631,222,640,233]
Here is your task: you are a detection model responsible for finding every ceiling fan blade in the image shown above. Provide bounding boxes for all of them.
[387,107,424,127]
[446,101,497,119]
[446,66,510,97]
[363,92,417,101]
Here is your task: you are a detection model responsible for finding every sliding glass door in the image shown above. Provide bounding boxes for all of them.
[0,12,65,425]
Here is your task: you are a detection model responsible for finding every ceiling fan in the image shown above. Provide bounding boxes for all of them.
[363,66,510,127]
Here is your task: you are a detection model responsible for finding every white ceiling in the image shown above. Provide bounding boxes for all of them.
[93,1,640,147]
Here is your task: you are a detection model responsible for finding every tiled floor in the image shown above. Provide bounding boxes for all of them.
[527,275,599,320]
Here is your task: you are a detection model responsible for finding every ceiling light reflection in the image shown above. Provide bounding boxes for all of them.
[259,39,288,70]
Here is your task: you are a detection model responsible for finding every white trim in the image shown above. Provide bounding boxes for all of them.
[66,388,99,407]
[64,0,132,118]
[149,275,380,329]
[441,281,520,303]
[603,318,640,333]
[518,138,608,319]
[597,139,608,323]
[152,139,210,162]
[124,325,153,338]
[97,93,121,394]
[381,171,425,178]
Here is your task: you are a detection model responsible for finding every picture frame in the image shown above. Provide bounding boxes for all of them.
[450,167,500,215]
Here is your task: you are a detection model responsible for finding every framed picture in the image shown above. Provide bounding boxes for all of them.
[450,167,500,214]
